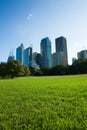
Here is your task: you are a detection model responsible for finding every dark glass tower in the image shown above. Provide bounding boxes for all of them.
[55,36,68,65]
[36,53,42,68]
[77,50,87,59]
[16,43,24,65]
[41,37,52,67]
[23,47,32,66]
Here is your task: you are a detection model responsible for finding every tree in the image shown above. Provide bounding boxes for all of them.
[7,60,24,79]
[41,67,51,76]
[0,63,7,79]
[33,70,43,76]
[23,66,31,76]
[72,59,87,74]
[51,65,68,75]
[29,66,36,75]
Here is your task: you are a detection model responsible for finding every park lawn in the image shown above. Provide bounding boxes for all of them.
[0,75,87,130]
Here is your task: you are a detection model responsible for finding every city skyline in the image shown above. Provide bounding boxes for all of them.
[15,36,68,69]
[1,0,87,64]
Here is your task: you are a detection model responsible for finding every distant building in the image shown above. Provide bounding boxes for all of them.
[7,56,15,62]
[32,52,40,69]
[36,53,42,68]
[33,52,43,68]
[32,60,40,69]
[16,43,24,64]
[40,37,52,68]
[23,47,32,66]
[77,50,87,59]
[7,49,15,62]
[32,52,38,63]
[52,52,64,66]
[55,36,68,65]
[52,53,57,67]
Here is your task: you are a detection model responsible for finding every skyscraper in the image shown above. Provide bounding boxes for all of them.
[77,50,87,59]
[52,52,64,66]
[36,53,42,68]
[55,36,68,65]
[16,43,24,65]
[23,47,32,66]
[32,52,38,63]
[41,37,52,68]
[33,52,42,68]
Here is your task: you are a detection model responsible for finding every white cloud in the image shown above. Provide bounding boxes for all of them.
[27,13,32,20]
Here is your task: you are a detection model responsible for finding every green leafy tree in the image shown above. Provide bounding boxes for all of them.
[7,60,24,79]
[29,66,36,75]
[0,63,7,79]
[23,66,31,76]
[33,70,43,76]
[51,65,68,75]
[72,59,87,74]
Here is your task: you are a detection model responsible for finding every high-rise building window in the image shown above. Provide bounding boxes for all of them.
[16,43,24,65]
[23,47,32,66]
[55,36,68,65]
[40,37,52,68]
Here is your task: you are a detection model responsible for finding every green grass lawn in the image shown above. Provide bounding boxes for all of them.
[0,75,87,130]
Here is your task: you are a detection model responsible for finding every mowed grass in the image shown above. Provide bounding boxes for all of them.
[0,75,87,130]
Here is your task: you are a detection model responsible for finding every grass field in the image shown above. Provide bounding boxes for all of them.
[0,75,87,130]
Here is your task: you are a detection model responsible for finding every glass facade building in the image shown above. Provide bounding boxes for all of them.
[77,50,87,59]
[41,37,52,67]
[55,36,68,65]
[36,53,42,68]
[23,47,32,66]
[16,43,24,65]
[52,52,64,66]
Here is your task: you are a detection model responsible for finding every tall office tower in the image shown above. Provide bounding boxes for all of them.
[23,47,32,66]
[52,52,63,67]
[32,52,40,69]
[36,53,43,68]
[77,50,87,59]
[32,52,38,63]
[40,37,52,68]
[52,53,57,67]
[55,36,68,65]
[16,43,24,65]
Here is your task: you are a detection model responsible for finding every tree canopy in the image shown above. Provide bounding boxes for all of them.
[0,60,31,79]
[0,59,87,78]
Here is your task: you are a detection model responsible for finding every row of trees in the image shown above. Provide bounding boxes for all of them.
[0,60,31,79]
[0,59,87,79]
[33,59,87,76]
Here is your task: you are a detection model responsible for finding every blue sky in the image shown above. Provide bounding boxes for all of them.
[0,0,87,64]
